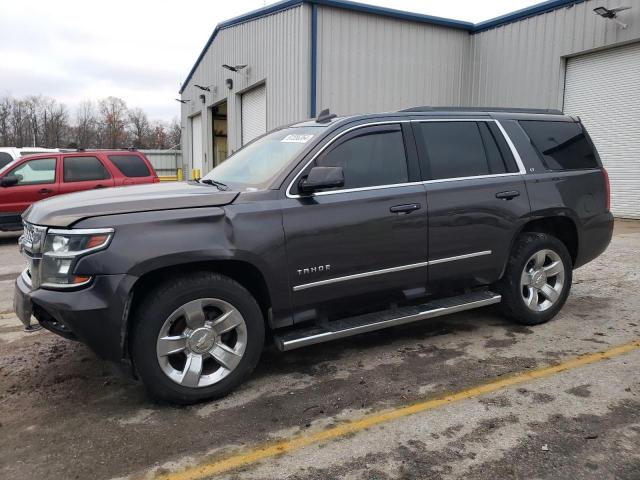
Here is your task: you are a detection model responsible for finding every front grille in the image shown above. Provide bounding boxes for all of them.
[21,222,47,253]
[19,221,47,288]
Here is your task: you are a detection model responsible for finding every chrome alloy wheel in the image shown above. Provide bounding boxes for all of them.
[520,249,565,312]
[156,298,248,388]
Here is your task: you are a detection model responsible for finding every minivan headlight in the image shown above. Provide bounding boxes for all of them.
[41,228,114,288]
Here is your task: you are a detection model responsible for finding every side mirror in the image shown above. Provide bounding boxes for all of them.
[0,175,19,187]
[299,166,344,194]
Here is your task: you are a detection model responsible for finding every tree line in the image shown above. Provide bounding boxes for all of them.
[0,95,181,150]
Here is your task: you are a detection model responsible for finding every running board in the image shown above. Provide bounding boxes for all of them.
[274,291,501,351]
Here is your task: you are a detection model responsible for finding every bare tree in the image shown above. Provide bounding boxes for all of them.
[0,94,179,150]
[98,96,129,148]
[0,96,11,146]
[74,100,97,148]
[168,118,182,149]
[128,107,150,148]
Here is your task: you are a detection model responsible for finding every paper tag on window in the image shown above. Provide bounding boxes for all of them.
[281,134,314,143]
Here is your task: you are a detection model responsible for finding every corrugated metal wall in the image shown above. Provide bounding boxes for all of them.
[140,150,183,177]
[181,4,310,172]
[316,6,470,115]
[468,0,640,108]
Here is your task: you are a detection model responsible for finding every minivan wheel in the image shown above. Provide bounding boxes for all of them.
[497,232,572,326]
[131,272,264,404]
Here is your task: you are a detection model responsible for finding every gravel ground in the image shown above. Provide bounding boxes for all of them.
[0,221,638,480]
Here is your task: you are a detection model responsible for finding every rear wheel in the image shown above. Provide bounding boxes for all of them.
[497,232,572,325]
[131,272,265,404]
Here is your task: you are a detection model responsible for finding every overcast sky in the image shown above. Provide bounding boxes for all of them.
[0,0,542,122]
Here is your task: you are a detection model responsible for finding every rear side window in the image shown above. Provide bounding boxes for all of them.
[519,120,598,170]
[63,156,111,182]
[0,152,12,169]
[316,125,408,189]
[108,154,151,177]
[416,121,515,180]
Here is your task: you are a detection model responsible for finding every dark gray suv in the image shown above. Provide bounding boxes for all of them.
[14,107,613,403]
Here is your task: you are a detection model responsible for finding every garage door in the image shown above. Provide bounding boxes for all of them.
[241,84,266,146]
[190,113,203,175]
[564,42,640,219]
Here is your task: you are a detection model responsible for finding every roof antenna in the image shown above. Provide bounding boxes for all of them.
[316,108,337,123]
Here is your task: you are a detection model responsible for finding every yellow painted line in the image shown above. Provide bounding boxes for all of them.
[0,312,15,320]
[155,339,640,480]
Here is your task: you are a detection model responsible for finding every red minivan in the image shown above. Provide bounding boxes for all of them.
[0,150,159,231]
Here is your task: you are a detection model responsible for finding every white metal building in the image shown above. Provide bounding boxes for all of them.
[180,0,640,218]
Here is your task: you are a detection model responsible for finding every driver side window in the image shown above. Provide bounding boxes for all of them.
[315,124,408,190]
[9,158,57,185]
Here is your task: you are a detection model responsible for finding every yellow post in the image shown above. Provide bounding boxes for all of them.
[177,168,183,181]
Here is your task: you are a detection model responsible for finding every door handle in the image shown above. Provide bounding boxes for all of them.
[390,203,421,214]
[94,184,106,189]
[495,190,520,200]
[38,188,52,194]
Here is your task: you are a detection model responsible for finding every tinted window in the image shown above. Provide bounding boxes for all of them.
[519,120,598,170]
[9,158,56,185]
[63,156,111,182]
[108,154,151,177]
[315,126,408,189]
[418,122,505,180]
[0,152,12,169]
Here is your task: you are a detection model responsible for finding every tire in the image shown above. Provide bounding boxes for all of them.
[496,232,572,326]
[131,272,265,404]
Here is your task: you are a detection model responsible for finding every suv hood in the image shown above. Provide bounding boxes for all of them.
[23,182,239,227]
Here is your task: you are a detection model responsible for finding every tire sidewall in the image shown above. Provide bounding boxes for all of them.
[132,274,265,404]
[501,233,573,325]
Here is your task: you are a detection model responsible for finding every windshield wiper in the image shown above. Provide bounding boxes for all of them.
[200,178,229,191]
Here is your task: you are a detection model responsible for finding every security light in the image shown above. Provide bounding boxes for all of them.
[593,5,631,28]
[226,78,233,90]
[222,64,247,72]
[194,84,211,91]
[175,99,190,104]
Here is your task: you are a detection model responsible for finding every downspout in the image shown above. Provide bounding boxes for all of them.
[310,3,318,118]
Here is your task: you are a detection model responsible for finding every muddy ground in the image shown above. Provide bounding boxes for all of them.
[0,221,639,480]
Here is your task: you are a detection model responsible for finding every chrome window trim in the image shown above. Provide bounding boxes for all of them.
[292,250,491,292]
[286,120,411,199]
[285,118,526,199]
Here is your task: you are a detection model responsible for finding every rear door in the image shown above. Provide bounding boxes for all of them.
[412,119,530,291]
[60,155,115,194]
[0,157,59,219]
[282,122,428,322]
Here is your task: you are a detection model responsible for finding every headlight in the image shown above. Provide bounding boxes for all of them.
[41,228,114,288]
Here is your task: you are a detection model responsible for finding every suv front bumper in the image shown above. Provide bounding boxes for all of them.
[14,270,136,362]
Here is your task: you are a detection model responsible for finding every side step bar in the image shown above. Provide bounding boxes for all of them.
[274,291,501,351]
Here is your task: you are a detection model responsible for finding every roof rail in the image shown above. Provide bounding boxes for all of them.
[400,106,564,115]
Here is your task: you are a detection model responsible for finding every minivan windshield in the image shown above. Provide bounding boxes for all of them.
[201,126,324,189]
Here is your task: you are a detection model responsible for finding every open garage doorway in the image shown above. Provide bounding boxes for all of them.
[212,101,228,166]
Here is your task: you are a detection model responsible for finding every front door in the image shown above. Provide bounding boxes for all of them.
[412,119,530,292]
[0,157,59,228]
[282,123,428,323]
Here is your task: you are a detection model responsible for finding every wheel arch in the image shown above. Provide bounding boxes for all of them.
[122,259,272,360]
[513,214,579,266]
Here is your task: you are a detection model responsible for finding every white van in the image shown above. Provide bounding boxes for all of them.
[0,147,61,170]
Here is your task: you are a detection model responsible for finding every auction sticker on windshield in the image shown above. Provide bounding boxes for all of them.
[281,134,314,143]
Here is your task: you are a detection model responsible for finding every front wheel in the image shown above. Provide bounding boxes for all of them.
[131,272,265,404]
[497,232,572,325]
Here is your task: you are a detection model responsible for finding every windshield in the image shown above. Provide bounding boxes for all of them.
[202,126,324,189]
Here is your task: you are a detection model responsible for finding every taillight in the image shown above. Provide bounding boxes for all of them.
[603,168,611,211]
[153,177,160,183]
